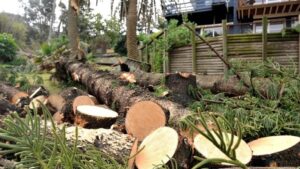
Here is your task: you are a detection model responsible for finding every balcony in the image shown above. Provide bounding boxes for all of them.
[238,0,300,19]
[162,0,228,17]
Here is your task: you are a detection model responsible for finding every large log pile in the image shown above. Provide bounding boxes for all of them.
[55,59,191,124]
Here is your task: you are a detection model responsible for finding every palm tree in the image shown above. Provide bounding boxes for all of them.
[113,0,158,61]
[126,0,139,60]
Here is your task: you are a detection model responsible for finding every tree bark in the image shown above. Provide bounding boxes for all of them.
[48,0,57,42]
[67,0,83,60]
[165,73,197,106]
[126,0,139,60]
[56,60,190,124]
[0,83,28,105]
[65,126,135,163]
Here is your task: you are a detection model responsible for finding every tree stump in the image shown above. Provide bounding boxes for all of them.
[165,73,197,106]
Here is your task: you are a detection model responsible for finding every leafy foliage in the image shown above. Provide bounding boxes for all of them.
[140,19,192,72]
[114,35,127,56]
[0,13,28,47]
[0,33,18,62]
[40,35,68,57]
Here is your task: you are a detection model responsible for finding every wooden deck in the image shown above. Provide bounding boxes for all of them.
[238,0,300,19]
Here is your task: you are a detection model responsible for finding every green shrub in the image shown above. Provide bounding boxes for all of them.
[40,35,69,56]
[114,35,127,56]
[40,42,53,56]
[0,33,18,62]
[8,56,27,66]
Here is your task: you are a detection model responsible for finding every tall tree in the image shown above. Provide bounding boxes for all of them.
[48,0,57,42]
[19,0,56,42]
[112,0,159,61]
[126,0,139,60]
[67,0,84,60]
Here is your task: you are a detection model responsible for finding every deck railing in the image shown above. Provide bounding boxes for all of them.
[238,0,299,7]
[162,0,227,16]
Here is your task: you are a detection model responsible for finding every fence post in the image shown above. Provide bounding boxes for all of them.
[262,16,268,61]
[222,19,228,73]
[163,30,169,74]
[191,24,197,74]
[298,14,300,74]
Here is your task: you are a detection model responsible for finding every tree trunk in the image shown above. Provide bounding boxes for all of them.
[67,0,83,60]
[0,83,28,105]
[48,0,57,42]
[165,73,197,106]
[65,126,135,163]
[126,0,139,60]
[56,60,190,124]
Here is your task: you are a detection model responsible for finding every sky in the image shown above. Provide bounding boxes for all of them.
[0,0,114,18]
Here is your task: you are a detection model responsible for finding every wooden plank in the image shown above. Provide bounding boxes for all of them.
[299,14,300,74]
[191,24,197,73]
[262,16,268,61]
[222,20,228,73]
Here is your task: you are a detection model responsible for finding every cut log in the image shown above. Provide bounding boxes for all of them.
[112,69,162,87]
[165,73,197,106]
[47,94,66,113]
[75,105,118,128]
[65,126,135,163]
[27,86,49,98]
[55,60,190,124]
[60,87,88,101]
[194,132,252,165]
[212,77,248,96]
[248,135,300,167]
[0,99,23,127]
[0,99,22,115]
[72,95,96,113]
[53,111,63,124]
[29,95,48,110]
[125,101,166,141]
[128,138,138,169]
[135,127,179,169]
[0,83,28,105]
[59,87,89,123]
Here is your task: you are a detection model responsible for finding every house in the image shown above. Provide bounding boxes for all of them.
[161,0,300,35]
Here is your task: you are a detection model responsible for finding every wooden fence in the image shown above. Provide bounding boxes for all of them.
[167,18,300,75]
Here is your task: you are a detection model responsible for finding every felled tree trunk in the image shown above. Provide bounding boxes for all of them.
[0,99,23,127]
[56,60,190,123]
[65,126,135,163]
[0,83,29,105]
[211,77,248,96]
[0,99,22,115]
[112,69,162,88]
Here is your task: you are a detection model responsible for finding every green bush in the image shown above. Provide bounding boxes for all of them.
[40,35,69,56]
[0,33,18,62]
[114,35,127,56]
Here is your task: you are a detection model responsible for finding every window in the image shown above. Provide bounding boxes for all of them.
[254,0,263,5]
[269,21,284,33]
[267,0,281,3]
[254,20,285,33]
[254,23,262,33]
